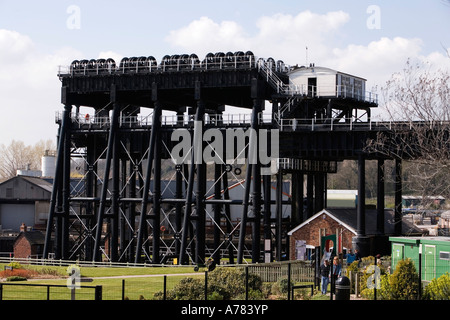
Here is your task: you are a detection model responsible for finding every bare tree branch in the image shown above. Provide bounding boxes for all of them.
[366,60,450,203]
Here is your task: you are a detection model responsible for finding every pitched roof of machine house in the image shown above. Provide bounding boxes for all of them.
[288,208,424,236]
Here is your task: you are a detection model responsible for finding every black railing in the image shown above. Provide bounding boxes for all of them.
[0,282,102,300]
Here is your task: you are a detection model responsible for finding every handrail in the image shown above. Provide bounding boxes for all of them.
[0,256,185,268]
[55,112,274,127]
[276,118,448,132]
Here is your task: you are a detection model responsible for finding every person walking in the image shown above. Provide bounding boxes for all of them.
[320,259,331,294]
[331,256,342,293]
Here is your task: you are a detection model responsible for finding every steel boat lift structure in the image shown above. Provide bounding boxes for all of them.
[43,51,390,265]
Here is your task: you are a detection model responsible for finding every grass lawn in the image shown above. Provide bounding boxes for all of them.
[0,263,203,300]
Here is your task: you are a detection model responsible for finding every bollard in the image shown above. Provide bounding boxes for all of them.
[335,276,351,300]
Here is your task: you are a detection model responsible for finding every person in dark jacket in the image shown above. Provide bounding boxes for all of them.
[330,256,342,293]
[320,259,331,294]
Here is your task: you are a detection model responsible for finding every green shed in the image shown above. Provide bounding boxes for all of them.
[390,236,450,282]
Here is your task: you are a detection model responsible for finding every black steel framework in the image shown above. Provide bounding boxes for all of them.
[43,52,405,264]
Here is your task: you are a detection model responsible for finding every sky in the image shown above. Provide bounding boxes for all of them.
[0,0,449,147]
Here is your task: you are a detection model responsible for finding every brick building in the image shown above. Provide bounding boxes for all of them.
[13,228,45,259]
[288,208,423,260]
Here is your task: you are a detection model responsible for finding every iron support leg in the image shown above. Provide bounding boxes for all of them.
[237,101,260,264]
[61,106,72,260]
[222,164,234,264]
[357,154,366,236]
[110,124,120,262]
[394,159,402,235]
[93,99,120,262]
[263,173,272,262]
[152,125,161,263]
[213,163,222,264]
[376,159,385,234]
[135,102,161,263]
[179,102,204,264]
[43,103,71,259]
[276,169,283,261]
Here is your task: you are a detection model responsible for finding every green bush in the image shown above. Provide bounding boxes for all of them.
[154,267,263,300]
[423,272,450,300]
[207,267,262,300]
[389,258,419,300]
[361,273,392,300]
[360,258,419,300]
[165,277,205,300]
[275,277,293,295]
[6,276,27,281]
[7,261,23,269]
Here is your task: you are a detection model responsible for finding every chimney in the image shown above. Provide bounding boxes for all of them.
[20,222,27,233]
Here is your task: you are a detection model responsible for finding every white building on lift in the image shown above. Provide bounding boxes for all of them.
[288,64,376,104]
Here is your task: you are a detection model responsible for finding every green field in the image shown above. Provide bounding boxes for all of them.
[0,263,203,300]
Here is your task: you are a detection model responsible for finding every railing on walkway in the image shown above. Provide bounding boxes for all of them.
[0,282,102,300]
[55,112,274,128]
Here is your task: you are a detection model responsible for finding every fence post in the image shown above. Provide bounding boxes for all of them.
[163,275,167,300]
[245,266,249,300]
[418,249,422,300]
[95,285,102,301]
[374,257,377,301]
[287,262,291,300]
[205,271,208,300]
[122,279,125,300]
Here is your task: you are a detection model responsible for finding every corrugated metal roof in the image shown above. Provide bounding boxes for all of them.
[19,176,53,193]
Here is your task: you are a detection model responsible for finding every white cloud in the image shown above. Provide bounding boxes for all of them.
[0,29,82,146]
[166,12,450,95]
[165,16,248,56]
[165,11,350,65]
[165,11,450,120]
[325,37,424,86]
[98,50,123,64]
[0,29,34,63]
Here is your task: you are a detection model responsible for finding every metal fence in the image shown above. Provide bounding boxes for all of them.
[0,282,102,300]
[0,260,315,300]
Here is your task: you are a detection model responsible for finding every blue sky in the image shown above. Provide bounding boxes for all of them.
[0,0,449,146]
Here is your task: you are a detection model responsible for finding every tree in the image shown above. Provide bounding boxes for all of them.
[0,139,55,181]
[366,60,450,203]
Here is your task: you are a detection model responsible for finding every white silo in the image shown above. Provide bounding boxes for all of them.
[41,150,56,178]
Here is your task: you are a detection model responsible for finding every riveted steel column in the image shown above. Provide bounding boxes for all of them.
[61,103,72,260]
[43,98,71,259]
[179,97,204,265]
[263,172,272,262]
[222,164,234,264]
[394,159,402,235]
[276,169,283,261]
[93,86,120,262]
[376,159,385,235]
[213,162,222,264]
[237,103,260,264]
[135,98,161,263]
[357,154,366,236]
[152,116,162,264]
[251,100,262,263]
[110,114,120,262]
[195,111,206,264]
